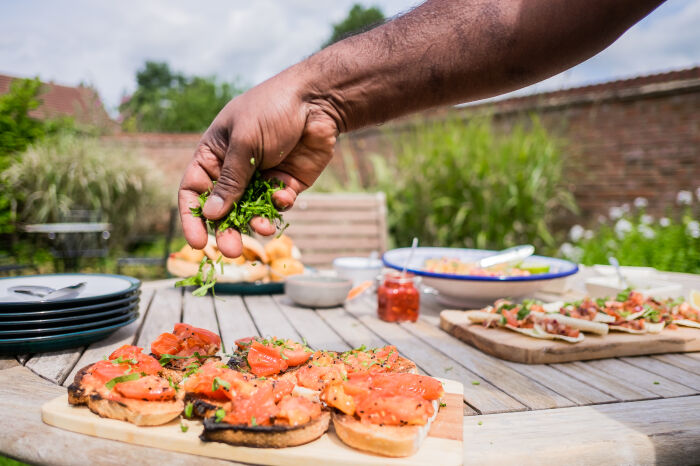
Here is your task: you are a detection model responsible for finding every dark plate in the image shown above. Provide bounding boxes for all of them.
[0,273,140,311]
[213,281,284,295]
[0,309,136,337]
[0,292,140,320]
[0,300,139,328]
[0,315,138,355]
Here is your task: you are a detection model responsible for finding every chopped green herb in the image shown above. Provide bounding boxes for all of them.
[516,307,530,321]
[444,367,453,372]
[251,416,257,426]
[471,381,480,386]
[250,157,255,165]
[105,372,141,390]
[110,356,138,366]
[214,408,226,423]
[168,377,180,392]
[439,401,447,408]
[180,422,189,433]
[185,402,193,418]
[212,377,231,392]
[653,381,660,385]
[478,421,483,426]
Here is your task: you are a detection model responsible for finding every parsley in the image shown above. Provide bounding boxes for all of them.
[212,377,231,392]
[110,356,138,366]
[168,377,180,392]
[471,381,481,386]
[180,422,189,433]
[596,298,607,308]
[214,408,226,423]
[616,288,632,302]
[439,401,447,408]
[478,421,483,426]
[105,372,141,390]
[500,315,507,325]
[251,416,257,426]
[185,402,193,418]
[444,366,453,372]
[653,381,660,385]
[516,307,530,321]
[175,255,218,297]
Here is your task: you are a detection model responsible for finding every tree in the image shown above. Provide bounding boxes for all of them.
[119,61,242,133]
[323,4,385,48]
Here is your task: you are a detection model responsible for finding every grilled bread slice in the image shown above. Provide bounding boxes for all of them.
[201,410,331,448]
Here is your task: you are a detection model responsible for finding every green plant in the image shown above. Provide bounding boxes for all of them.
[323,3,384,47]
[560,193,700,273]
[3,133,170,247]
[373,115,577,250]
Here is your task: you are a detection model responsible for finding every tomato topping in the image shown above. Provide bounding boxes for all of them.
[184,361,255,401]
[247,341,288,377]
[271,372,296,402]
[355,394,434,426]
[235,337,256,350]
[113,375,176,401]
[89,360,132,384]
[222,383,278,426]
[321,383,356,415]
[236,337,310,367]
[276,395,322,426]
[109,345,161,375]
[151,323,221,358]
[295,361,347,391]
[369,373,444,400]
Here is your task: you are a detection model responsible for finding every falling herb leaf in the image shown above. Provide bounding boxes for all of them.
[472,381,480,386]
[214,408,226,423]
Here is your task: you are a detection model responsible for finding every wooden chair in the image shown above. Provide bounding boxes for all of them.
[282,192,388,268]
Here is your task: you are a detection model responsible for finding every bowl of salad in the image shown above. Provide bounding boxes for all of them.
[382,247,578,307]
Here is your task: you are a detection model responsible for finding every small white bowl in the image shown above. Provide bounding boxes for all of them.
[284,275,353,308]
[333,257,383,286]
[584,276,683,300]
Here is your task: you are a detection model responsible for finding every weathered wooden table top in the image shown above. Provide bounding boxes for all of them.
[2,268,699,465]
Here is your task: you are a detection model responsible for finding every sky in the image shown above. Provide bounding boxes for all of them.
[1,0,698,115]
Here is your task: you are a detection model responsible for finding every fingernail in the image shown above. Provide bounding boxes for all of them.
[203,195,224,215]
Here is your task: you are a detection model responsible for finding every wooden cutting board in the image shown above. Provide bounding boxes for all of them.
[41,379,463,466]
[440,309,700,364]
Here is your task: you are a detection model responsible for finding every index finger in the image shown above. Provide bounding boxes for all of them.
[178,160,215,250]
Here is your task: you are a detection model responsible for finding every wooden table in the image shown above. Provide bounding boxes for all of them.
[2,269,700,465]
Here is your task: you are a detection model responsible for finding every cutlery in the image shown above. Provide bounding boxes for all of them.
[478,245,535,269]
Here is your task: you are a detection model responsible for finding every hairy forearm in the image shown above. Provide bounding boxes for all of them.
[300,0,665,132]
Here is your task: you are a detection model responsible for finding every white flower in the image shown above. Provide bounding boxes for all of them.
[569,224,585,242]
[614,219,633,239]
[605,239,617,249]
[597,215,607,224]
[634,197,648,209]
[641,214,653,225]
[687,221,700,239]
[621,203,630,213]
[559,243,583,262]
[584,229,594,240]
[677,190,693,205]
[659,217,671,227]
[609,206,623,220]
[638,225,656,239]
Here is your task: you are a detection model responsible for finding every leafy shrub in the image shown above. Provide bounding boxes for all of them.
[3,133,170,246]
[372,115,577,250]
[560,192,700,273]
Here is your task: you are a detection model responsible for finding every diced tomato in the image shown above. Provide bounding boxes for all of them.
[222,383,278,426]
[271,372,296,402]
[151,323,221,358]
[235,337,256,350]
[113,375,176,401]
[276,395,321,426]
[277,340,311,366]
[355,394,434,426]
[184,361,255,401]
[321,383,356,415]
[109,345,161,375]
[247,341,288,377]
[89,360,132,384]
[150,333,180,357]
[295,362,346,391]
[370,373,444,400]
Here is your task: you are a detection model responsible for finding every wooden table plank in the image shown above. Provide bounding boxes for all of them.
[0,356,19,370]
[463,395,700,466]
[345,298,527,414]
[317,307,387,349]
[401,319,576,410]
[501,361,617,405]
[652,353,700,376]
[273,297,351,351]
[62,289,155,387]
[182,293,219,332]
[25,348,84,385]
[620,356,700,391]
[136,287,182,348]
[0,366,240,466]
[214,295,260,347]
[587,358,697,397]
[243,295,302,341]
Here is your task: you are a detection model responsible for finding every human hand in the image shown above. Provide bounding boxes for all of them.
[178,69,339,258]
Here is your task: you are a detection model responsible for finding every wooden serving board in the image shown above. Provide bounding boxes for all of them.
[440,310,700,364]
[41,379,463,466]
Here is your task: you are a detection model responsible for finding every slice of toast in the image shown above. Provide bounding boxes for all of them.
[201,410,331,448]
[331,400,439,457]
[67,363,184,426]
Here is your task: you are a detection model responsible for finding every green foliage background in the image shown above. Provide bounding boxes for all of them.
[119,61,242,133]
[324,3,384,47]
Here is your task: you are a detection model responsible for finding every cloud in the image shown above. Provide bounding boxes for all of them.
[0,0,697,114]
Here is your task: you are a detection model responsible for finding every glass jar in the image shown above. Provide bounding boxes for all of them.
[377,272,420,322]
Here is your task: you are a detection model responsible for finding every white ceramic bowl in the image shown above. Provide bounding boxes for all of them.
[584,276,683,300]
[284,275,353,308]
[333,257,383,286]
[383,247,579,308]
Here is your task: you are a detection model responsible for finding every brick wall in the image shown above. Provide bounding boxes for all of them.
[116,67,700,224]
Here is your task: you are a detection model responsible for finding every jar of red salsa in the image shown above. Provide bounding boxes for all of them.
[377,272,420,322]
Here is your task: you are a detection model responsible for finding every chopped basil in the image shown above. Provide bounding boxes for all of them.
[180,422,189,433]
[214,408,226,423]
[516,307,530,321]
[105,372,141,390]
[439,401,447,408]
[168,377,180,392]
[251,416,257,426]
[185,402,193,418]
[471,381,480,386]
[212,377,231,392]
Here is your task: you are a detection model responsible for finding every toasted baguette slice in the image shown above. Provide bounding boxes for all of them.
[201,410,330,448]
[184,392,227,419]
[332,400,439,457]
[67,363,184,426]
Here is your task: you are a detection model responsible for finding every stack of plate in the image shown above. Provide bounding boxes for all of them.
[0,274,141,354]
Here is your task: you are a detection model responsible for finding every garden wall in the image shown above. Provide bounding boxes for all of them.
[114,66,700,222]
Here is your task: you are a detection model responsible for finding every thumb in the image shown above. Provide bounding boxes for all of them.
[202,142,256,220]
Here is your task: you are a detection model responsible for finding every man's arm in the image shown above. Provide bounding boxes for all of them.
[179,0,665,256]
[304,0,664,131]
